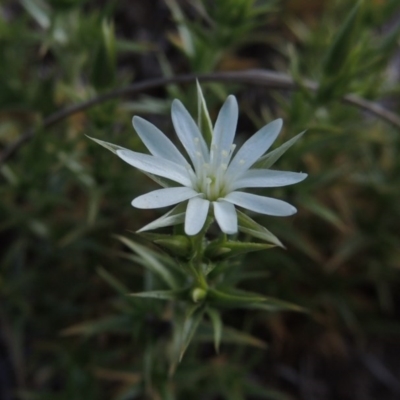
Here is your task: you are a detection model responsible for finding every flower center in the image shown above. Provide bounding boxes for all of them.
[193,143,236,201]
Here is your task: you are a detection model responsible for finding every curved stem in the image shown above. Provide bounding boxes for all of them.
[1,69,400,165]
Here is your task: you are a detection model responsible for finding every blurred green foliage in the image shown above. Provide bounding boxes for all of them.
[1,0,400,399]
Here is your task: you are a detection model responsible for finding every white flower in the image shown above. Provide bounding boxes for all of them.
[112,95,306,236]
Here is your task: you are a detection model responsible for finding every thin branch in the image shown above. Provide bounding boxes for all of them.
[1,69,399,165]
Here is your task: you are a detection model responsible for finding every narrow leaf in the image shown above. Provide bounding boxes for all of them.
[87,136,171,187]
[196,322,267,349]
[206,308,223,353]
[207,288,266,307]
[205,240,274,260]
[237,210,284,247]
[116,236,179,289]
[137,202,186,232]
[86,135,126,155]
[129,289,189,301]
[254,131,305,169]
[61,315,133,336]
[322,1,361,77]
[179,305,205,361]
[196,80,213,145]
[97,267,130,296]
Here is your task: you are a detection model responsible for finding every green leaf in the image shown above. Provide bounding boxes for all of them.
[206,308,222,353]
[208,288,305,312]
[86,135,125,155]
[21,0,51,29]
[317,1,362,100]
[137,202,187,232]
[116,236,179,289]
[179,305,205,361]
[237,210,284,247]
[207,288,266,307]
[129,289,189,301]
[205,239,275,260]
[170,305,205,373]
[97,267,130,296]
[140,232,191,257]
[196,322,267,349]
[92,20,117,88]
[254,131,305,169]
[87,136,171,188]
[196,80,213,145]
[61,315,134,336]
[321,2,362,77]
[298,196,347,232]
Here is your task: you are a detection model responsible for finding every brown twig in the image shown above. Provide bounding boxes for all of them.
[1,69,400,165]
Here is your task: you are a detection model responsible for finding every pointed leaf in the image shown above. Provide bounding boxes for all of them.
[140,232,191,257]
[179,305,205,361]
[254,131,305,169]
[237,210,284,247]
[137,202,186,232]
[129,289,189,301]
[115,236,179,289]
[86,135,126,154]
[97,267,130,296]
[61,315,133,336]
[206,308,222,353]
[87,136,171,188]
[196,322,267,349]
[207,288,266,307]
[205,240,275,260]
[321,2,361,77]
[208,288,305,312]
[196,80,213,145]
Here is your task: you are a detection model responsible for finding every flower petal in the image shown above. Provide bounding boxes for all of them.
[185,197,210,236]
[213,200,238,234]
[132,116,188,166]
[230,169,308,190]
[132,187,198,209]
[223,191,297,216]
[226,119,283,178]
[171,99,209,171]
[211,95,238,167]
[116,149,192,187]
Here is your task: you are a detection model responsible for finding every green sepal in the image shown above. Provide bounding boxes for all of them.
[115,235,179,290]
[237,210,284,248]
[86,135,125,155]
[138,203,186,233]
[140,232,191,258]
[86,135,171,188]
[196,80,213,145]
[253,131,305,169]
[129,288,190,301]
[205,239,275,260]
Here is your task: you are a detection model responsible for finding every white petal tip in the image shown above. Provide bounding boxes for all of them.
[222,228,238,235]
[184,226,202,236]
[131,198,146,209]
